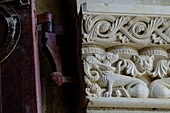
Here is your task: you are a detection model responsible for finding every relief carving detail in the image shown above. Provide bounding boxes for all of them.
[79,1,170,111]
[82,15,170,45]
[82,45,170,99]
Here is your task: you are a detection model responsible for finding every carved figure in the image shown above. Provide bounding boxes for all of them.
[84,76,101,97]
[148,59,170,98]
[133,55,155,73]
[149,78,170,98]
[83,53,118,82]
[99,71,149,98]
[116,58,144,77]
[83,53,149,98]
[115,55,154,78]
[81,9,170,106]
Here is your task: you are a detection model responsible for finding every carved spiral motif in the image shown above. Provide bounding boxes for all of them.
[83,15,118,42]
[131,22,147,38]
[82,15,170,44]
[99,21,111,34]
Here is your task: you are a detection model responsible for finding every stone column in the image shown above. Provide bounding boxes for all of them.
[77,0,170,112]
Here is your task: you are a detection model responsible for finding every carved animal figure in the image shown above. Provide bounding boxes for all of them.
[132,55,155,85]
[149,59,170,98]
[115,55,154,78]
[149,78,170,98]
[83,53,119,82]
[97,71,149,98]
[83,53,149,98]
[133,55,155,73]
[116,58,144,77]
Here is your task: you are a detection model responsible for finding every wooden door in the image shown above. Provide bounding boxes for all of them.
[0,0,42,113]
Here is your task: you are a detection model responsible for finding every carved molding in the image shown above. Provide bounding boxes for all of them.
[82,15,170,46]
[139,46,168,58]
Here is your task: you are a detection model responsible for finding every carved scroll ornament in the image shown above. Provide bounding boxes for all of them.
[82,15,170,45]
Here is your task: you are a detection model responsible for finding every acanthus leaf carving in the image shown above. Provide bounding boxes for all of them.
[116,58,144,77]
[83,15,129,42]
[152,60,170,78]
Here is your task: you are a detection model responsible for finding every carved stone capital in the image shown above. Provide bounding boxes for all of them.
[78,1,170,112]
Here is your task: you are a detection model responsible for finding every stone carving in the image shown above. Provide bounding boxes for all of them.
[82,45,170,99]
[79,1,170,112]
[147,58,170,98]
[133,55,155,73]
[82,15,170,100]
[116,58,143,77]
[152,59,170,78]
[83,52,149,98]
[139,47,168,58]
[149,78,170,98]
[82,15,170,45]
[108,46,139,57]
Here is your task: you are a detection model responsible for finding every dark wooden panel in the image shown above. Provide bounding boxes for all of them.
[0,0,29,3]
[0,67,1,113]
[0,2,41,113]
[0,0,30,5]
